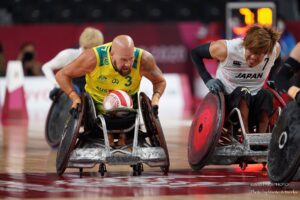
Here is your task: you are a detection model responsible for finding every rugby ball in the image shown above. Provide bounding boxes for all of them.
[103,90,133,110]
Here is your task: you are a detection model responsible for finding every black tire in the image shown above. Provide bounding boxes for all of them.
[56,96,85,176]
[45,92,72,148]
[268,101,300,183]
[139,92,170,174]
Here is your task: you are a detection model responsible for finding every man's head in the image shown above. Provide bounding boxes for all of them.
[242,25,281,67]
[110,35,135,76]
[79,27,104,49]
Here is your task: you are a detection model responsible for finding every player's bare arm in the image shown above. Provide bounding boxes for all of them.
[210,40,228,62]
[55,49,97,108]
[290,42,300,63]
[140,50,166,105]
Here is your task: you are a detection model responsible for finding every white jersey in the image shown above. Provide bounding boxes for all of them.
[216,38,277,95]
[42,48,83,86]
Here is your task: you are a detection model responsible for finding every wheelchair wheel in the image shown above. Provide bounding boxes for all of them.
[188,92,225,171]
[268,101,300,183]
[56,96,85,176]
[45,92,72,148]
[139,92,170,174]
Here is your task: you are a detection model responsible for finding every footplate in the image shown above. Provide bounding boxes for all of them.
[68,147,167,167]
[210,142,268,165]
[246,133,271,145]
[69,148,107,163]
[106,155,140,165]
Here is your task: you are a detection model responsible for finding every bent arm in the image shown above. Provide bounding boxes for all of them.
[274,43,300,94]
[140,51,166,106]
[55,49,96,107]
[190,40,227,83]
[42,49,76,86]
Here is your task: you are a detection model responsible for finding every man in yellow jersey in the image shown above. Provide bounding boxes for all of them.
[56,34,166,116]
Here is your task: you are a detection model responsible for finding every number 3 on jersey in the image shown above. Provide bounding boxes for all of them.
[125,75,132,87]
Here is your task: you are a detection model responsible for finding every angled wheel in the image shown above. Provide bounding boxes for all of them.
[45,92,72,148]
[268,101,300,183]
[139,92,170,174]
[56,95,85,176]
[188,92,225,171]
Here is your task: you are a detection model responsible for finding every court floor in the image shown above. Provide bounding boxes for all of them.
[0,119,300,199]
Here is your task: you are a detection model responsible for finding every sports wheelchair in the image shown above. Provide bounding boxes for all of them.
[188,88,285,171]
[45,90,72,148]
[268,100,300,183]
[55,92,170,176]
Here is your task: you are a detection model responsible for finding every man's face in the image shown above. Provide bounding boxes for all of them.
[111,50,134,76]
[245,49,266,67]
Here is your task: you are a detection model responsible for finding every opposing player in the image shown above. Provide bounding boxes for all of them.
[268,42,300,183]
[191,25,281,133]
[55,35,166,145]
[43,27,103,147]
[42,27,104,97]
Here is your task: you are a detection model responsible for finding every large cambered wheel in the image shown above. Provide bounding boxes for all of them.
[268,101,300,183]
[139,92,170,174]
[188,92,225,171]
[45,91,72,148]
[56,95,85,176]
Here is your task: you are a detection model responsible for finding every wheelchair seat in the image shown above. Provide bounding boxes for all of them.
[102,108,137,130]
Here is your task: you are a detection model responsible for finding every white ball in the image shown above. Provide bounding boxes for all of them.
[103,90,133,110]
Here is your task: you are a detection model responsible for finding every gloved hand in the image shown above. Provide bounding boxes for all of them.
[152,105,159,118]
[206,79,224,94]
[69,103,82,119]
[49,87,61,101]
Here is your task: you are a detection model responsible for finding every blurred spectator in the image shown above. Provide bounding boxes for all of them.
[277,16,297,60]
[17,42,42,76]
[0,43,5,76]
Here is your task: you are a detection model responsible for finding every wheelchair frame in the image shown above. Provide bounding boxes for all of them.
[189,89,285,171]
[56,92,169,176]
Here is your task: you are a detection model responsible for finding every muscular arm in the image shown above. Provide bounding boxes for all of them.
[55,49,97,108]
[140,50,166,105]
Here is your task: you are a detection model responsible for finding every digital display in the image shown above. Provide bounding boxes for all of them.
[226,2,276,39]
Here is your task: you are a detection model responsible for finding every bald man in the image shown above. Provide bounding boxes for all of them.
[55,35,166,114]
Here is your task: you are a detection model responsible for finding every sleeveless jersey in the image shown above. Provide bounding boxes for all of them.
[216,38,277,95]
[85,42,143,107]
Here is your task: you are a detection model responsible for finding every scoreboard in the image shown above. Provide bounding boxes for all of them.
[226,2,276,39]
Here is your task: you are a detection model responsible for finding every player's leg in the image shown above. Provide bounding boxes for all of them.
[252,89,273,133]
[226,87,251,133]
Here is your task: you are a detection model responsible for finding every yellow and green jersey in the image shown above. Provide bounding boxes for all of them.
[85,42,143,112]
